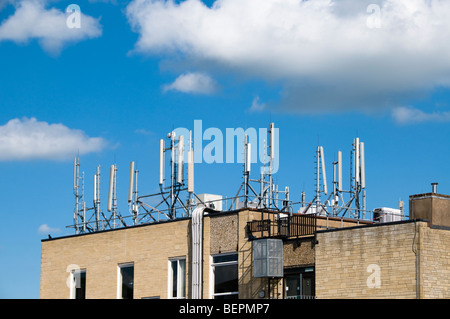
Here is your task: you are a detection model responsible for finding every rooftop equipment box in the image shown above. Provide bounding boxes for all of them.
[253,238,283,278]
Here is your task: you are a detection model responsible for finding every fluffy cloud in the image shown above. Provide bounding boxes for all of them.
[0,0,102,54]
[392,106,450,124]
[249,96,266,113]
[163,72,218,94]
[0,117,107,161]
[126,0,450,113]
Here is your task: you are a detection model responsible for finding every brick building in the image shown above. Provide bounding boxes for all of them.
[40,189,450,299]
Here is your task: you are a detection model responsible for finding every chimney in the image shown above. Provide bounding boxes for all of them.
[431,182,438,194]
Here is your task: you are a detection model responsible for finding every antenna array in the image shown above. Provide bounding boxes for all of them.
[69,123,372,234]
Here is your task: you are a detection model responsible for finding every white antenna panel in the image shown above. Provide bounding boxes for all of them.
[128,161,135,203]
[338,151,342,192]
[107,164,115,212]
[177,135,184,184]
[94,174,98,202]
[320,146,328,195]
[188,150,194,193]
[360,142,365,189]
[245,142,251,173]
[159,139,165,185]
[355,138,360,184]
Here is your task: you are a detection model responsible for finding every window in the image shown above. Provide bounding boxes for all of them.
[211,253,238,299]
[284,267,315,299]
[118,263,134,299]
[169,258,186,299]
[70,269,86,299]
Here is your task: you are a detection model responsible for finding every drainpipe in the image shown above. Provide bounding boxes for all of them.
[412,221,422,299]
[192,206,205,299]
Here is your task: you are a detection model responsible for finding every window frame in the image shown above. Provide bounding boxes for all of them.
[210,252,239,299]
[69,268,86,299]
[168,257,187,299]
[284,266,315,299]
[117,262,134,299]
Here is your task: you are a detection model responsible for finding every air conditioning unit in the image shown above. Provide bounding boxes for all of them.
[196,193,222,211]
[373,207,403,223]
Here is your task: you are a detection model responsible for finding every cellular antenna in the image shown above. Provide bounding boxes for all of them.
[338,151,342,192]
[360,142,365,189]
[269,122,275,170]
[128,161,135,203]
[107,164,115,213]
[159,139,165,185]
[245,135,251,174]
[355,137,360,185]
[320,146,328,195]
[187,131,194,194]
[177,135,184,184]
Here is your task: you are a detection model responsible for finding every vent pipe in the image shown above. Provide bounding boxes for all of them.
[431,182,438,194]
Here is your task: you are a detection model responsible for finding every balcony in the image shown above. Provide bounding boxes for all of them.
[246,212,317,240]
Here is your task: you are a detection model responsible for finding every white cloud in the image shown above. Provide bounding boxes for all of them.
[163,72,218,94]
[0,117,107,161]
[392,106,450,124]
[249,96,266,113]
[0,0,102,54]
[126,0,450,113]
[38,223,61,234]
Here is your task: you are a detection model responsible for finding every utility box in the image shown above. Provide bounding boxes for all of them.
[196,193,222,211]
[253,239,283,278]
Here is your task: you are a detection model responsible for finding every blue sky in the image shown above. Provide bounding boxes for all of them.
[1,0,450,298]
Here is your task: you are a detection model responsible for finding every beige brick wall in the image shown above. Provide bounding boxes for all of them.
[421,226,450,298]
[315,221,450,299]
[238,210,268,299]
[41,219,193,299]
[40,211,239,299]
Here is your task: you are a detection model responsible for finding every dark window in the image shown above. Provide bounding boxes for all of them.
[170,258,186,299]
[212,253,238,299]
[284,267,315,299]
[119,264,134,299]
[72,269,86,299]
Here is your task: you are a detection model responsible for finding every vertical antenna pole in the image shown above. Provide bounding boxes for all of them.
[82,171,86,233]
[338,151,342,192]
[268,123,275,208]
[128,161,136,225]
[94,166,101,231]
[333,160,337,216]
[73,157,80,234]
[301,191,306,208]
[244,134,251,208]
[113,164,117,228]
[170,132,176,218]
[316,146,320,209]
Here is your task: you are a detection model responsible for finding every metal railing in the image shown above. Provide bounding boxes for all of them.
[246,213,316,240]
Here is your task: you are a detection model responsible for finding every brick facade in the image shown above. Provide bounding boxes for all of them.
[41,209,450,299]
[315,220,450,299]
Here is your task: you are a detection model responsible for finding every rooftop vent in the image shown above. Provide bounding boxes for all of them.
[431,182,438,194]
